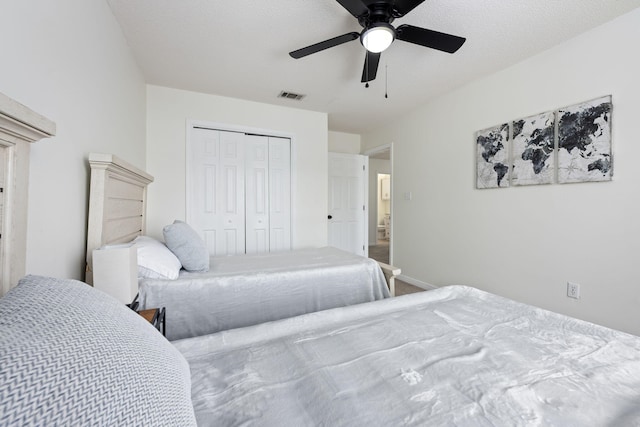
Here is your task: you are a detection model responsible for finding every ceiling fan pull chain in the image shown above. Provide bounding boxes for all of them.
[385,64,388,98]
[365,52,369,88]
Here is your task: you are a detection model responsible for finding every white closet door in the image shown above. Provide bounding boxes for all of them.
[189,128,245,256]
[219,131,246,255]
[245,135,291,253]
[245,134,270,254]
[188,125,291,255]
[268,137,291,251]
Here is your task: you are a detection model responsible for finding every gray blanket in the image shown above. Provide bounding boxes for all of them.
[139,247,389,340]
[0,275,196,426]
[174,285,640,426]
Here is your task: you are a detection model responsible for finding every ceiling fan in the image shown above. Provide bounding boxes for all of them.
[289,0,466,84]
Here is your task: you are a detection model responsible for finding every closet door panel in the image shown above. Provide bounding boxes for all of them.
[203,229,216,255]
[218,131,245,255]
[245,135,269,254]
[189,129,245,256]
[189,128,219,254]
[203,165,216,213]
[268,137,291,252]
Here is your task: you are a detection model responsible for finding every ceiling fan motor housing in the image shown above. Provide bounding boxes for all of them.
[356,3,396,28]
[358,3,397,52]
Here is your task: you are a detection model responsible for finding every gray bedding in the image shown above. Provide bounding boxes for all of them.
[174,285,640,426]
[139,247,389,340]
[0,275,196,426]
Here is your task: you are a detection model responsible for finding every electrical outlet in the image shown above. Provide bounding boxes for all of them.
[567,282,581,299]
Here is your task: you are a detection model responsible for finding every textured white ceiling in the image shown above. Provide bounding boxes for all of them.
[106,0,640,134]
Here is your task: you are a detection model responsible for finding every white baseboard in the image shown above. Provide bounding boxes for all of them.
[397,274,438,291]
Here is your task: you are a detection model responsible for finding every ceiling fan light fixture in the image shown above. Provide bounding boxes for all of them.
[361,23,395,53]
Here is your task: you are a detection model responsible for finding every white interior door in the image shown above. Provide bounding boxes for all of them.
[327,152,367,256]
[188,128,245,256]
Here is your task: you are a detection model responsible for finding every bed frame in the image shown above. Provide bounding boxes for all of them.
[85,153,400,294]
[0,92,56,296]
[85,153,153,284]
[377,261,401,296]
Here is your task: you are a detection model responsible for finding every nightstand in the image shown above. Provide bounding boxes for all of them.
[138,307,166,336]
[127,295,166,336]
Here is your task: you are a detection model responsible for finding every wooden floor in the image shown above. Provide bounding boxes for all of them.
[368,241,425,296]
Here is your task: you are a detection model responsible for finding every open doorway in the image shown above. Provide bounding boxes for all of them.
[365,145,392,265]
[376,173,391,243]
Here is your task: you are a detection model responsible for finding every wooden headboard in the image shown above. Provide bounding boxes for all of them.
[85,153,154,284]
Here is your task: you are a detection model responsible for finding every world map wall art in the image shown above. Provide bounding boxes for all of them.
[476,95,612,189]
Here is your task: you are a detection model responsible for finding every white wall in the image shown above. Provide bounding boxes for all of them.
[329,131,361,154]
[0,0,146,280]
[146,85,328,248]
[362,9,640,335]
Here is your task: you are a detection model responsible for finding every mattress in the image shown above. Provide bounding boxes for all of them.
[173,285,640,426]
[139,247,389,340]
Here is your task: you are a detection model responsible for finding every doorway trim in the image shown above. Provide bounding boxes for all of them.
[364,143,393,266]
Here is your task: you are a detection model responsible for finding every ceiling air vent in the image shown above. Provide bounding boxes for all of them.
[278,91,306,101]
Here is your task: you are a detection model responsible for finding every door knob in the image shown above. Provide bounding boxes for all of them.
[328,215,332,219]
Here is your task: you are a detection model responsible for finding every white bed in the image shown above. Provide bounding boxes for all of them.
[139,246,390,340]
[85,153,397,341]
[5,276,640,426]
[174,285,640,426]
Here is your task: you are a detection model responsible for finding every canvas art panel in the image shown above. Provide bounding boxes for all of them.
[511,111,555,186]
[476,123,510,189]
[557,95,612,183]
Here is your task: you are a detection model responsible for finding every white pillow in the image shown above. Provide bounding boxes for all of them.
[163,220,209,272]
[133,236,182,280]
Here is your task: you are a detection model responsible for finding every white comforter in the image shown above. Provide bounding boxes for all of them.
[139,247,389,340]
[174,286,640,426]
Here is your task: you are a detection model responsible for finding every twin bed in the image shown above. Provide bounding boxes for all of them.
[3,275,640,425]
[179,284,640,425]
[139,246,389,340]
[85,153,395,340]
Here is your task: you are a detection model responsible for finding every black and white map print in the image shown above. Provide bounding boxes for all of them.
[476,123,510,188]
[557,95,612,183]
[512,111,555,186]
